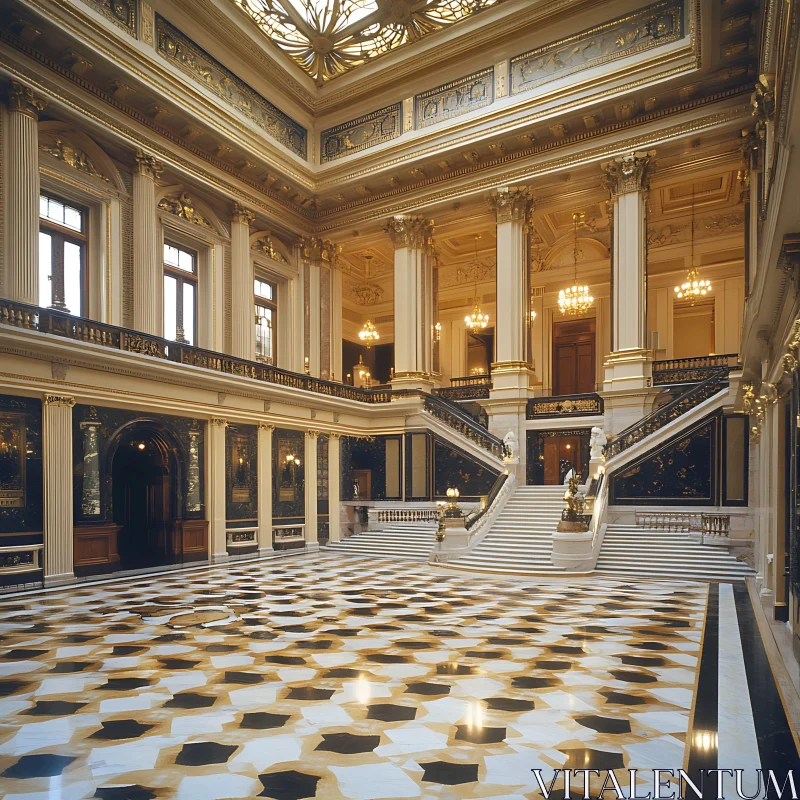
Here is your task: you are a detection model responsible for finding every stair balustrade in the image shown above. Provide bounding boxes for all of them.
[370,508,440,525]
[604,368,731,458]
[701,513,731,536]
[652,354,739,386]
[635,511,703,532]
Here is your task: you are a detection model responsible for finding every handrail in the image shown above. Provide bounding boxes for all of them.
[465,472,508,530]
[604,368,730,458]
[652,353,739,385]
[416,392,505,458]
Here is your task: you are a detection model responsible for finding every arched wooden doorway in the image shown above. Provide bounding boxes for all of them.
[110,424,182,570]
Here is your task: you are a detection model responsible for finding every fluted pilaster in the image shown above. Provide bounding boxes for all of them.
[43,393,75,585]
[299,237,340,379]
[133,151,163,335]
[304,430,318,550]
[231,204,255,359]
[257,422,274,554]
[328,433,341,543]
[7,82,46,305]
[209,417,228,561]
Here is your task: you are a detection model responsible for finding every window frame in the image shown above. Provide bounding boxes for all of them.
[38,193,89,317]
[254,276,278,364]
[163,241,199,346]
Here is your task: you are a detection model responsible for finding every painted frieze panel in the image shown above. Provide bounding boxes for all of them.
[415,67,494,129]
[321,104,401,163]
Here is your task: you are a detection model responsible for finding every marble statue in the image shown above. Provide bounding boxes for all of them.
[503,429,518,461]
[590,426,607,459]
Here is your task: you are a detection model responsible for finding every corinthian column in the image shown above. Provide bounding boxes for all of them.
[300,237,340,379]
[133,151,163,335]
[43,393,75,586]
[231,204,255,359]
[257,422,274,555]
[602,151,655,432]
[304,430,319,551]
[7,82,46,305]
[385,215,435,392]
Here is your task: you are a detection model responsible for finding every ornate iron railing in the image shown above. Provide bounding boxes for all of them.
[527,392,603,419]
[436,384,491,401]
[652,354,739,386]
[604,368,730,459]
[465,472,508,530]
[419,393,506,458]
[0,298,393,403]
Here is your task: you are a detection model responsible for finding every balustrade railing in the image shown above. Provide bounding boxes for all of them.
[701,513,731,537]
[604,368,730,459]
[635,511,702,532]
[370,508,440,525]
[450,374,491,387]
[527,392,603,418]
[419,393,506,458]
[465,472,508,530]
[652,354,739,386]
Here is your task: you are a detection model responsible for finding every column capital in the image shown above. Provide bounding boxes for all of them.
[751,73,775,123]
[258,421,275,431]
[384,215,434,250]
[330,432,341,439]
[210,417,228,428]
[8,81,46,118]
[602,151,655,196]
[135,150,164,180]
[299,236,341,267]
[487,188,534,223]
[306,429,319,438]
[232,203,255,226]
[44,393,75,407]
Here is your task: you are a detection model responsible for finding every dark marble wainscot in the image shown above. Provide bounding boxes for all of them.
[273,428,305,551]
[433,436,499,500]
[226,423,258,556]
[0,394,43,588]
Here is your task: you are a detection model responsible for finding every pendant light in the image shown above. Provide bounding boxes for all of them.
[674,185,711,304]
[358,319,379,346]
[464,235,489,332]
[558,211,594,315]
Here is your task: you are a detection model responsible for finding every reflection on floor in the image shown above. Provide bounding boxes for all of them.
[0,555,795,799]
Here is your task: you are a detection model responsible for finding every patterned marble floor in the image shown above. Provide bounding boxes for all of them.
[0,554,711,799]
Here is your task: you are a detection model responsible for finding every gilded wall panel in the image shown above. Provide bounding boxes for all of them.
[155,16,307,159]
[84,0,137,37]
[415,68,494,129]
[510,0,683,96]
[320,104,401,163]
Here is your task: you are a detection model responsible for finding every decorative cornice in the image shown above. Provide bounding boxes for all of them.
[384,216,435,250]
[487,187,534,224]
[135,149,163,180]
[44,393,75,407]
[602,151,656,196]
[8,80,46,117]
[233,203,256,226]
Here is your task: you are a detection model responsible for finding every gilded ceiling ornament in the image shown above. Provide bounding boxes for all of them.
[41,138,108,182]
[703,212,744,236]
[487,188,533,224]
[351,283,385,306]
[384,216,434,250]
[135,150,164,180]
[602,151,655,196]
[253,235,287,263]
[83,0,136,35]
[321,105,401,163]
[301,236,341,266]
[647,224,685,247]
[8,81,46,117]
[158,193,213,229]
[415,68,494,129]
[232,0,502,85]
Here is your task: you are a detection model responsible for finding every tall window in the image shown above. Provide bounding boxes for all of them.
[163,243,197,346]
[39,195,87,316]
[254,278,276,364]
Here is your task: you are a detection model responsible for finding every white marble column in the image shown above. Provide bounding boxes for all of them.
[230,204,255,359]
[209,417,228,562]
[300,238,339,379]
[133,151,163,335]
[7,82,46,305]
[602,151,655,433]
[328,433,341,543]
[304,430,319,551]
[257,422,274,556]
[43,393,75,586]
[386,215,435,391]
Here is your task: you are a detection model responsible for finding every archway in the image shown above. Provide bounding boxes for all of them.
[111,424,182,570]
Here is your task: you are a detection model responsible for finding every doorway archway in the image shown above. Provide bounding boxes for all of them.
[110,424,183,570]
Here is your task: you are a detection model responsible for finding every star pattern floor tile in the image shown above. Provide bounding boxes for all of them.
[0,554,707,799]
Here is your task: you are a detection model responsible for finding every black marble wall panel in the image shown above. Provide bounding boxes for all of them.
[610,417,717,505]
[344,436,387,500]
[71,405,205,524]
[226,423,258,522]
[273,428,305,520]
[433,437,499,500]
[0,394,42,536]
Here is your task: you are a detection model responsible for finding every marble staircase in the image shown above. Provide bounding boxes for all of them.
[595,524,755,581]
[444,485,568,575]
[324,523,436,561]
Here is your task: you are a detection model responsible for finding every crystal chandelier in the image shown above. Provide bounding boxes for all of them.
[674,186,711,304]
[558,211,594,316]
[464,235,490,332]
[358,319,379,346]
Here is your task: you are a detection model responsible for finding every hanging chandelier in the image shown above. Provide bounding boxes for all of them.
[464,235,490,332]
[358,319,379,346]
[558,211,594,316]
[674,185,711,304]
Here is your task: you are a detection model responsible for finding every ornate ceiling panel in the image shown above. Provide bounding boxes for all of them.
[232,0,501,84]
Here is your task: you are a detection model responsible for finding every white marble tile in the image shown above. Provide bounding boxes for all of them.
[0,715,101,755]
[330,763,421,799]
[156,672,208,693]
[174,773,261,800]
[230,734,303,769]
[300,702,353,726]
[170,710,236,735]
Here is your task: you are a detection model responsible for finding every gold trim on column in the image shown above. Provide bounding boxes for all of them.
[487,188,534,223]
[384,216,435,250]
[602,151,656,195]
[233,203,255,226]
[8,81,47,117]
[44,393,76,407]
[258,421,275,431]
[210,417,228,427]
[134,150,164,180]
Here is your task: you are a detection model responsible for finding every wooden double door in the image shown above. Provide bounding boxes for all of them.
[553,319,596,396]
[543,435,581,485]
